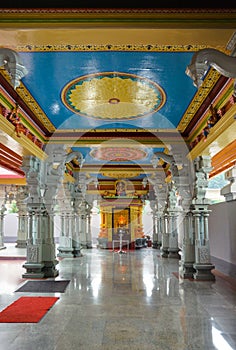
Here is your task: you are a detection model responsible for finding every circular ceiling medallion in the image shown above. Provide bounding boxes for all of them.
[90,147,147,161]
[61,72,166,120]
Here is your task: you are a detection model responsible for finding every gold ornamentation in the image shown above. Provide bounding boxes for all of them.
[102,171,141,178]
[62,72,166,120]
[178,69,221,132]
[0,69,55,133]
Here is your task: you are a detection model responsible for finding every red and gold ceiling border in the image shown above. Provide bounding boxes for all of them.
[0,68,55,134]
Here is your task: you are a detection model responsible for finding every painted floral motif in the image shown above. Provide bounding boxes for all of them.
[62,72,166,120]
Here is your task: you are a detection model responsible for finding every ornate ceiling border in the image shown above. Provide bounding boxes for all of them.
[0,69,55,133]
[16,44,206,52]
[178,69,222,133]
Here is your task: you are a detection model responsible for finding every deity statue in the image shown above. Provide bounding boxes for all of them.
[116,181,126,196]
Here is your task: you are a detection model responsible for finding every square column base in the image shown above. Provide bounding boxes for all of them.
[57,247,74,258]
[179,262,195,279]
[22,262,45,279]
[22,261,59,279]
[193,263,215,281]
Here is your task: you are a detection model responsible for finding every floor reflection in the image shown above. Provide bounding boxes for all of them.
[0,245,236,349]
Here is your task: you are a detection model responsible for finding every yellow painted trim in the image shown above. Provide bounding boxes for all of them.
[211,139,236,177]
[0,178,26,185]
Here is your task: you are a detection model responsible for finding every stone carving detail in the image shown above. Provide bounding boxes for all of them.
[46,149,84,176]
[199,246,210,263]
[28,245,39,262]
[192,156,212,204]
[167,183,177,210]
[21,156,41,199]
[186,47,236,91]
[151,152,179,176]
[0,48,28,89]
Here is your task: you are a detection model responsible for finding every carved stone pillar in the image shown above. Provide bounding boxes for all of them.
[21,146,68,278]
[15,185,28,248]
[168,211,181,258]
[23,202,58,279]
[179,211,195,278]
[156,210,164,249]
[57,183,74,258]
[192,156,215,281]
[73,173,96,251]
[161,212,169,257]
[0,202,7,250]
[176,178,195,279]
[79,201,87,248]
[144,172,167,250]
[166,184,180,259]
[85,203,93,248]
[57,211,74,257]
[193,206,215,280]
[150,200,159,248]
[73,189,83,257]
[162,149,195,276]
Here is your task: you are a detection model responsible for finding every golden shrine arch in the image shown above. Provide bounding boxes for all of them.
[96,178,145,249]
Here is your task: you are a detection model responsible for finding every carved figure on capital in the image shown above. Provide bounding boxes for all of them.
[186,48,236,90]
[0,48,28,89]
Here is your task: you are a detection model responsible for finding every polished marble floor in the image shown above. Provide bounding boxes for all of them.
[0,244,236,350]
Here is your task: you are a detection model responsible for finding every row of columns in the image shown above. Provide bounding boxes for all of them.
[1,149,235,281]
[149,154,217,281]
[0,184,94,278]
[0,145,96,278]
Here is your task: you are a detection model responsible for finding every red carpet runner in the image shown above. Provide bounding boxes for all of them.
[0,296,59,323]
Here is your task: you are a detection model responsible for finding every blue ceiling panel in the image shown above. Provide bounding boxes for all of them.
[19,50,196,131]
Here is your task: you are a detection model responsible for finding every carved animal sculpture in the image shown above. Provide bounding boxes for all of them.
[0,48,28,89]
[186,48,236,88]
[64,150,84,167]
[151,152,180,178]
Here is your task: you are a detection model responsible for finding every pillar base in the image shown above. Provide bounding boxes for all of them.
[193,263,215,281]
[168,249,180,259]
[161,247,169,258]
[73,249,83,257]
[80,243,88,249]
[57,252,73,257]
[57,248,74,258]
[15,240,27,248]
[22,261,59,279]
[152,241,160,249]
[179,261,195,279]
[22,262,45,279]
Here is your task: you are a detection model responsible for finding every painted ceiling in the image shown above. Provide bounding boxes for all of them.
[0,8,236,184]
[17,48,195,179]
[19,50,195,130]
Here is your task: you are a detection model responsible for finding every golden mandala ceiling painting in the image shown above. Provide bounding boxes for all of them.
[61,72,166,120]
[90,147,147,161]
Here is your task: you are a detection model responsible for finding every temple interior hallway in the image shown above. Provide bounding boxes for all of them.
[0,246,236,350]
